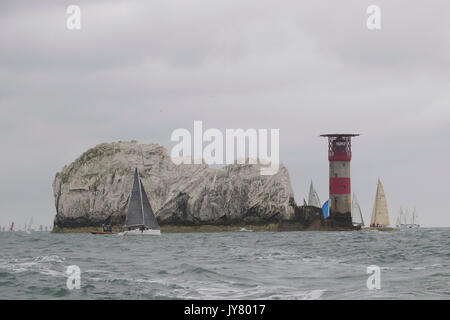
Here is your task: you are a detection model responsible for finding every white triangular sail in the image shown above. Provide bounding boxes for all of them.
[351,193,365,226]
[27,217,34,232]
[370,179,390,227]
[308,181,321,207]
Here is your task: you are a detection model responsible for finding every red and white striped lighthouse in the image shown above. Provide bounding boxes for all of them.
[320,134,359,224]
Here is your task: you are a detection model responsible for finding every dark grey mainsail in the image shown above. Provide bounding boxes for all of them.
[140,181,160,230]
[124,168,159,229]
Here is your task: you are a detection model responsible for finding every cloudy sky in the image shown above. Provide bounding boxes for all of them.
[0,0,449,228]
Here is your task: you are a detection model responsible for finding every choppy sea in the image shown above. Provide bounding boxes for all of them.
[0,228,448,299]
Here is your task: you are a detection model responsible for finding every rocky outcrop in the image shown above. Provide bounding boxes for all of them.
[53,141,297,229]
[52,141,356,232]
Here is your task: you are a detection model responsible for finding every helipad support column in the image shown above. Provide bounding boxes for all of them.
[320,134,359,224]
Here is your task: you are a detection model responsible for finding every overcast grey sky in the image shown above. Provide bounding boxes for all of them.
[0,0,449,228]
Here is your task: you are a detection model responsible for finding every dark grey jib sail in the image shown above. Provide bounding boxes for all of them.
[103,214,112,226]
[124,168,160,230]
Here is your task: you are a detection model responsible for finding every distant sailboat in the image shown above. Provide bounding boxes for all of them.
[370,179,390,228]
[308,181,321,208]
[395,210,401,227]
[411,207,420,228]
[396,206,420,229]
[27,217,35,233]
[351,193,365,227]
[119,168,160,236]
[91,214,117,235]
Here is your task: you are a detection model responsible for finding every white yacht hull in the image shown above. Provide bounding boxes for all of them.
[396,224,420,229]
[119,229,161,236]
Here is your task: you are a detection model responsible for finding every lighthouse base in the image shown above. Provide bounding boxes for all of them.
[325,212,355,229]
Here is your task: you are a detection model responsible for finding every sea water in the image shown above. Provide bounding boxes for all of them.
[0,228,448,299]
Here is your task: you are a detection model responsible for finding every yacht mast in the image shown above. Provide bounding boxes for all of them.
[138,145,146,226]
[137,169,145,226]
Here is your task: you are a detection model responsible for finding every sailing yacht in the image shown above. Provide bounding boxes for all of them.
[410,207,420,228]
[27,217,35,233]
[396,206,420,229]
[119,168,161,236]
[369,179,391,229]
[307,181,321,207]
[351,193,365,227]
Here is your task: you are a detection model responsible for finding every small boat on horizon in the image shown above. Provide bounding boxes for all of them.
[396,206,420,229]
[91,215,117,235]
[26,217,35,233]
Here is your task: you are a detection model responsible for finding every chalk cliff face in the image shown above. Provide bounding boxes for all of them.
[52,141,297,229]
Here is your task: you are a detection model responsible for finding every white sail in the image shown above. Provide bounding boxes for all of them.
[351,193,365,226]
[404,207,410,224]
[395,207,402,227]
[397,206,420,229]
[308,181,321,208]
[412,207,419,225]
[370,179,390,227]
[27,217,35,232]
